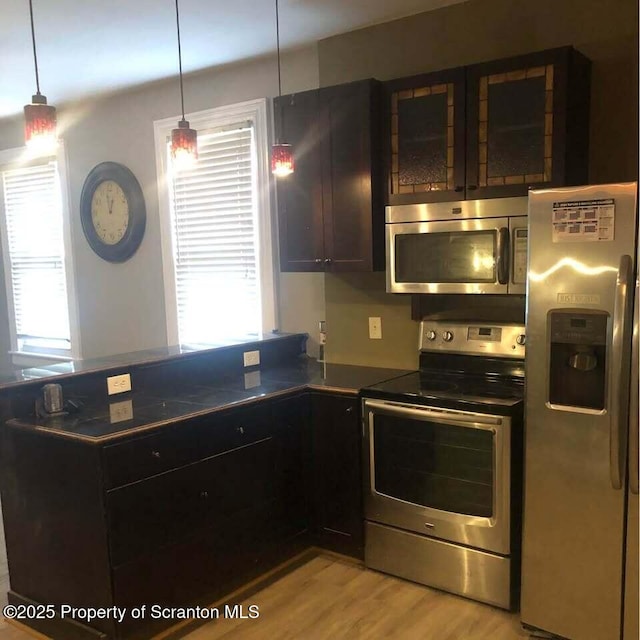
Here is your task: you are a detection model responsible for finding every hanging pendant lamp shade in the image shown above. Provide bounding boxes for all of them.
[171,118,197,170]
[170,0,197,170]
[271,143,294,177]
[24,94,57,152]
[271,0,294,177]
[24,0,57,154]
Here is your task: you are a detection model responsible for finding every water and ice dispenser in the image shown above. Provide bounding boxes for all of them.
[548,310,608,411]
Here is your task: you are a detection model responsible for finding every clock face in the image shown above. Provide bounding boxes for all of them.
[81,163,146,262]
[91,180,130,245]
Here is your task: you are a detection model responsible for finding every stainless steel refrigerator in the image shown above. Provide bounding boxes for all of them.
[522,182,638,640]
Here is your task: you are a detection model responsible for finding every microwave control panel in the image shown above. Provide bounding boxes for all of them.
[512,228,528,285]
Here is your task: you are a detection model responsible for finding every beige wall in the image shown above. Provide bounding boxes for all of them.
[319,0,639,369]
[0,46,323,361]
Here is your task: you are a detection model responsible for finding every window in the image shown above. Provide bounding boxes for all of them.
[155,99,276,345]
[0,145,80,363]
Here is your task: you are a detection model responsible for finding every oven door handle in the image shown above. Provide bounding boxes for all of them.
[363,399,502,429]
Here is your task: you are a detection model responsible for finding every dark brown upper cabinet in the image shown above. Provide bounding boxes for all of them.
[274,79,384,273]
[385,46,591,204]
[385,67,466,204]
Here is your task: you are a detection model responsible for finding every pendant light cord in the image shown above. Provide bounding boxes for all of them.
[28,0,41,95]
[275,0,282,99]
[175,0,186,121]
[275,0,284,143]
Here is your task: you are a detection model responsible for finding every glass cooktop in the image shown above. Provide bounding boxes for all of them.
[364,370,524,408]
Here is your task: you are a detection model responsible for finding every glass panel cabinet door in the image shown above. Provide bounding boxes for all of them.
[385,68,466,205]
[466,47,591,199]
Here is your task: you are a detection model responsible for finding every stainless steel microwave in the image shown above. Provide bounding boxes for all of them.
[386,197,528,295]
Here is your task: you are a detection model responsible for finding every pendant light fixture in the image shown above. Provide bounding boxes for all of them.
[170,0,197,170]
[271,0,294,177]
[24,0,57,154]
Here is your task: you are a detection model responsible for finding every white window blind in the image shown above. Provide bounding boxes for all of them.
[1,161,71,354]
[168,124,262,344]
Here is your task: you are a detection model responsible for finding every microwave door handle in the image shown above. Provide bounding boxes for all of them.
[496,227,510,285]
[610,254,633,490]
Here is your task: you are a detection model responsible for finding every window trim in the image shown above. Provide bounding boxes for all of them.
[154,99,278,346]
[0,142,82,364]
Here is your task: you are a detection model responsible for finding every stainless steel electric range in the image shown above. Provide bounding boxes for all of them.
[361,320,525,610]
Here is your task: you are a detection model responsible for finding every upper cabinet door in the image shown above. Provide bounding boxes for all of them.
[275,79,384,273]
[321,79,384,272]
[385,68,466,204]
[465,47,591,199]
[274,90,325,272]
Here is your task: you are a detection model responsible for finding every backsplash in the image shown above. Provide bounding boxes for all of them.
[324,272,419,370]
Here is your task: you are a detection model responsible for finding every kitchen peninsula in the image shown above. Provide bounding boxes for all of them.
[0,333,410,640]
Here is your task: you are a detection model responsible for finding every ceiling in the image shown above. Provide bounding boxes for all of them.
[0,0,467,119]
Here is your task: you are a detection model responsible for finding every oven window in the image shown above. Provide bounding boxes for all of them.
[372,413,494,517]
[395,230,496,283]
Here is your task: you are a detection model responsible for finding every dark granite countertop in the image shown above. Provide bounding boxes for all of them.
[0,332,303,390]
[7,358,412,443]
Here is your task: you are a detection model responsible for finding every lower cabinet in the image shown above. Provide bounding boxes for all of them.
[311,393,364,559]
[0,389,364,640]
[106,394,312,639]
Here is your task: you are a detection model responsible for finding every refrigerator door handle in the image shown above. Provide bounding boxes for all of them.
[610,254,633,490]
[629,265,639,495]
[496,227,510,285]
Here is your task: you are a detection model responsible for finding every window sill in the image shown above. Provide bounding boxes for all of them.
[10,351,73,368]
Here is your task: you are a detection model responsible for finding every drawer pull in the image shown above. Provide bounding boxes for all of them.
[237,426,245,435]
[346,406,354,414]
[200,491,209,500]
[151,450,161,459]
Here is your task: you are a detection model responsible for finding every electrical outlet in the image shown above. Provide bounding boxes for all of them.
[243,350,260,367]
[107,373,132,395]
[109,399,133,423]
[369,317,382,340]
[244,371,261,389]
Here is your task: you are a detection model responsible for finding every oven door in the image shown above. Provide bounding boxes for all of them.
[362,398,511,555]
[386,218,511,294]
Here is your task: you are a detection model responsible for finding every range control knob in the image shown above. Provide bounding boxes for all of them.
[425,330,437,341]
[516,334,526,346]
[442,331,454,342]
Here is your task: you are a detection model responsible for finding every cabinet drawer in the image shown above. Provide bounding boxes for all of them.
[107,435,277,566]
[103,404,270,489]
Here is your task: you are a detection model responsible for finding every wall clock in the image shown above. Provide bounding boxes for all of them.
[80,162,146,262]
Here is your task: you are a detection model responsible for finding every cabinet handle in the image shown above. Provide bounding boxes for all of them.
[346,406,354,414]
[324,258,332,265]
[237,426,245,435]
[315,258,322,264]
[200,491,209,500]
[151,450,161,459]
[468,185,478,191]
[454,186,464,192]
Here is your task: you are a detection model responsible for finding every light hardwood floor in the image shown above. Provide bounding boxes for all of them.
[0,531,528,640]
[179,554,528,640]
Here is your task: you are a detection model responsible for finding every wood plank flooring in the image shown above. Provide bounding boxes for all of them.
[180,554,527,640]
[0,499,527,640]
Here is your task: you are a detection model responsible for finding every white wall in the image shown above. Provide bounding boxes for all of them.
[0,46,324,360]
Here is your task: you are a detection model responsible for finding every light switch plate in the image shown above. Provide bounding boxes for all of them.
[369,317,382,340]
[107,373,132,395]
[243,350,260,367]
